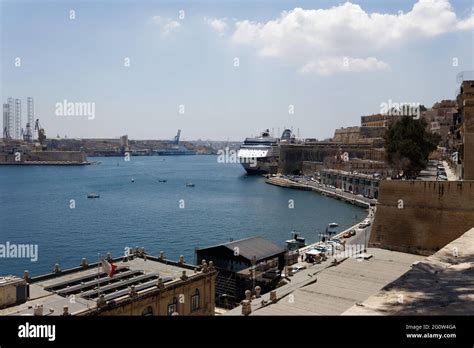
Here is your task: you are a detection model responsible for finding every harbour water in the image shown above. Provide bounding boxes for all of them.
[0,156,364,276]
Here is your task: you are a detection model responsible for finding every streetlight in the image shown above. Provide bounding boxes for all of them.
[364,227,367,253]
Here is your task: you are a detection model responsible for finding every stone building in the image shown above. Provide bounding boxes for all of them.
[332,126,386,144]
[319,169,380,198]
[303,158,391,177]
[360,114,403,127]
[421,100,457,142]
[332,127,361,143]
[279,142,385,175]
[457,80,474,180]
[0,248,216,316]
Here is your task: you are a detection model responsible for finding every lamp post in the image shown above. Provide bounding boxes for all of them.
[364,227,367,253]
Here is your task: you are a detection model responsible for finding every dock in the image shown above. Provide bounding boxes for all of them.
[265,176,376,208]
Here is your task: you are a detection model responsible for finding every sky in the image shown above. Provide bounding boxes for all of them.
[1,0,473,141]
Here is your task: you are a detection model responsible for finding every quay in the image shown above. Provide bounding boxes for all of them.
[265,175,376,208]
[0,160,91,165]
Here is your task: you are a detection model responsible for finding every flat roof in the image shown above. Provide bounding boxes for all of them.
[0,256,203,316]
[197,236,286,261]
[344,228,474,315]
[225,248,423,315]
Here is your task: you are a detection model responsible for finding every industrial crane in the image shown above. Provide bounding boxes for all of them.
[34,119,46,145]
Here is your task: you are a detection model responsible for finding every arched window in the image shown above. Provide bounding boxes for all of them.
[191,289,200,312]
[142,306,154,316]
[167,297,178,316]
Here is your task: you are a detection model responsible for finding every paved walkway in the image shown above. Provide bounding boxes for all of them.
[345,228,474,315]
[224,216,376,315]
[443,160,458,181]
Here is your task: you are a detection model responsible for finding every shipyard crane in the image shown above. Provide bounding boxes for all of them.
[34,119,46,145]
[173,129,181,144]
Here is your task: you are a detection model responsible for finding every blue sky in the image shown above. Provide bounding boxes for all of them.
[1,0,473,140]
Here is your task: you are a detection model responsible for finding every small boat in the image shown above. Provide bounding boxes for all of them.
[158,179,167,183]
[131,178,135,183]
[329,222,338,228]
[186,183,195,187]
[286,231,306,250]
[87,193,100,199]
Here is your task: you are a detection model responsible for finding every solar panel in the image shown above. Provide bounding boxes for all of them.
[45,267,129,291]
[80,273,160,299]
[101,276,174,302]
[54,270,143,296]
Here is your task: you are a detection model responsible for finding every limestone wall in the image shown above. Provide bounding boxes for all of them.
[369,180,474,255]
[97,273,216,316]
[279,144,385,174]
[29,151,87,162]
[0,151,87,164]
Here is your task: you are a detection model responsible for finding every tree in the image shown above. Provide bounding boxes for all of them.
[384,117,441,178]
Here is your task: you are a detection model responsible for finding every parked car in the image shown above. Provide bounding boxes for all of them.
[291,265,307,275]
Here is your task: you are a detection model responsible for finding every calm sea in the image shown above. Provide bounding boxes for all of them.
[0,156,364,276]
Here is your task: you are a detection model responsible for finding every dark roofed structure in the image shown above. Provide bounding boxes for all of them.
[202,237,286,263]
[196,236,287,308]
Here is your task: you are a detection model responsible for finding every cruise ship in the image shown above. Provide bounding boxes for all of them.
[237,129,293,175]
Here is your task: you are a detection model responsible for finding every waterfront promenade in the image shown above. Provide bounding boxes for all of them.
[265,176,376,208]
[224,214,377,315]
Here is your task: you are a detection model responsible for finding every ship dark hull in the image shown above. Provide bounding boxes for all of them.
[241,161,274,175]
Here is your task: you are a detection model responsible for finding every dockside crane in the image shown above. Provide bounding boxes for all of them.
[34,119,46,145]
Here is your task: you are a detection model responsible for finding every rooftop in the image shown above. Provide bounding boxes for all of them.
[226,248,423,315]
[0,254,207,316]
[197,236,286,261]
[344,227,474,315]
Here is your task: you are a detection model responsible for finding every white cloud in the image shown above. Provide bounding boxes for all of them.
[206,17,228,35]
[152,16,181,35]
[456,16,474,30]
[230,0,474,75]
[299,57,390,75]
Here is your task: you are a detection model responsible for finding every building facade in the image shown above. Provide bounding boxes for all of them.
[320,169,380,198]
[457,80,474,180]
[0,249,216,316]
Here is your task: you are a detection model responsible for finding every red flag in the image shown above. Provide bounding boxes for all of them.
[101,259,117,278]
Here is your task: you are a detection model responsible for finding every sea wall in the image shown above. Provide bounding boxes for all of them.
[28,151,87,162]
[369,180,474,255]
[0,151,87,164]
[279,144,385,175]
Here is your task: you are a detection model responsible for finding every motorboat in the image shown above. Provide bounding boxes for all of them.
[286,231,306,250]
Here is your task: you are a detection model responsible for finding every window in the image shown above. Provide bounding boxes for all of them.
[142,306,154,316]
[167,297,178,316]
[191,289,200,312]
